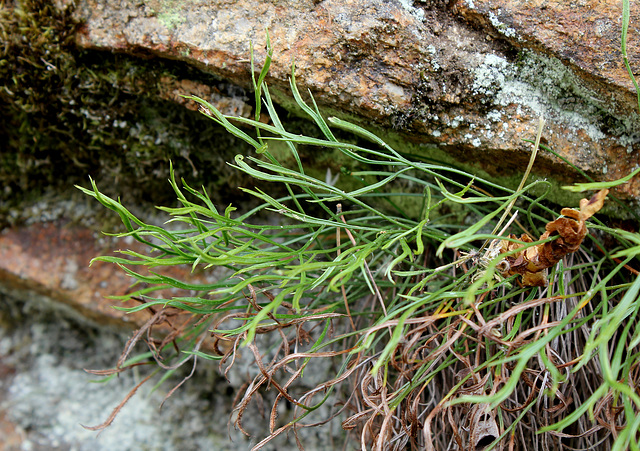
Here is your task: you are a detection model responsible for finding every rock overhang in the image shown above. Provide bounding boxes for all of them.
[63,0,640,205]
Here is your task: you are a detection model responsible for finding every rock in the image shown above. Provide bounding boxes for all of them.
[0,292,335,450]
[455,0,639,97]
[64,0,640,201]
[0,222,136,327]
[0,221,227,330]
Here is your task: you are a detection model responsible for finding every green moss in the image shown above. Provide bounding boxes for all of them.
[0,0,259,227]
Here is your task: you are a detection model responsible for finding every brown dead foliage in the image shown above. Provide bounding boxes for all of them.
[341,280,628,450]
[499,189,608,286]
[83,299,214,432]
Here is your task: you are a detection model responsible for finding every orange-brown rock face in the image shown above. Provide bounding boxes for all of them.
[0,221,220,329]
[67,0,640,200]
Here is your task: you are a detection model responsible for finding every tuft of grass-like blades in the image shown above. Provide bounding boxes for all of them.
[78,46,640,450]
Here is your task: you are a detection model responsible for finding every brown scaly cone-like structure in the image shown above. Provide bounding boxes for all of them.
[499,189,609,286]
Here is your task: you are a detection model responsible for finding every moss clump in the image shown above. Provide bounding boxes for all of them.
[1,0,81,203]
[0,0,260,227]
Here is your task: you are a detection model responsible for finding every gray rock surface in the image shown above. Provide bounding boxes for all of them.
[0,292,342,450]
[0,293,232,451]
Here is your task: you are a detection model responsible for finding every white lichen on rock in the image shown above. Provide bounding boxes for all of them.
[487,11,517,39]
[472,51,615,142]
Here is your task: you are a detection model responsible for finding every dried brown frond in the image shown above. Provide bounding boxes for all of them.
[82,373,154,432]
[227,313,360,450]
[85,300,215,432]
[499,189,609,286]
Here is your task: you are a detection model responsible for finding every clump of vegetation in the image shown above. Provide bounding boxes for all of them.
[78,34,640,450]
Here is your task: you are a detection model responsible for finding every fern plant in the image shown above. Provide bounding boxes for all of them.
[78,38,640,450]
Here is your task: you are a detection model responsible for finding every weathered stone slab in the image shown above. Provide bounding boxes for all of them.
[455,0,640,97]
[0,221,220,329]
[63,0,640,200]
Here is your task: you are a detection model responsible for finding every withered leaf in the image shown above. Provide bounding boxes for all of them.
[579,188,609,220]
[498,189,608,287]
[469,404,500,449]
